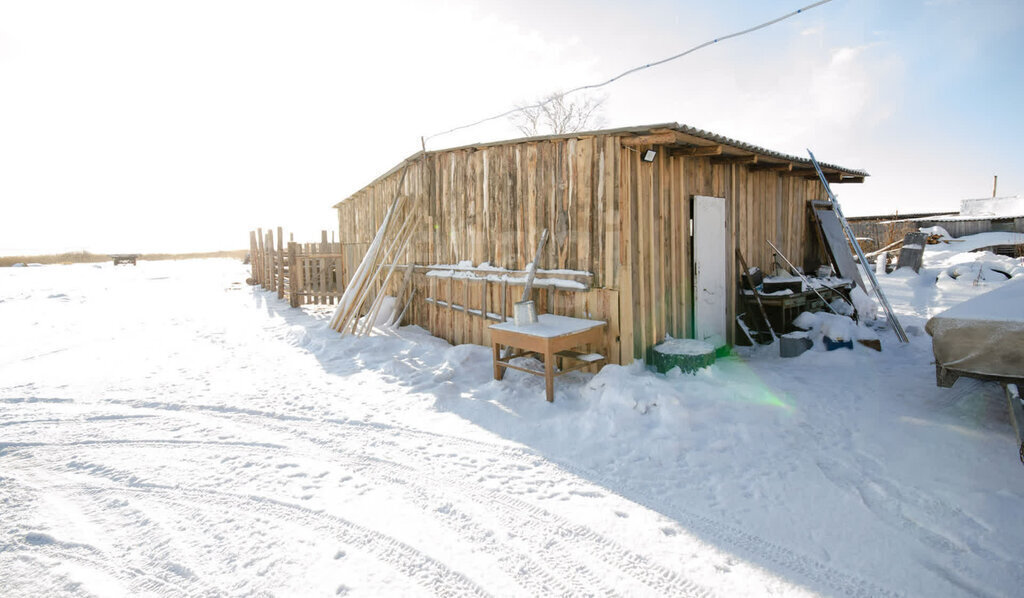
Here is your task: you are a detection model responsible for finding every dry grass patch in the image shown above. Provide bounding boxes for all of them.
[1,249,247,267]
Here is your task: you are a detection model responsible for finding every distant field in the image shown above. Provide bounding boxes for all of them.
[0,249,247,267]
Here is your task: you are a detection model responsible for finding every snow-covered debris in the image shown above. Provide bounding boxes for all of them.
[850,285,878,320]
[792,310,877,346]
[919,225,952,240]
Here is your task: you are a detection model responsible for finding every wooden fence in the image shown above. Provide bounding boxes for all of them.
[248,228,347,307]
[846,217,926,254]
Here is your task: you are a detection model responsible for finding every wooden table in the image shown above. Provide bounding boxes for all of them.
[489,314,606,402]
[743,281,853,333]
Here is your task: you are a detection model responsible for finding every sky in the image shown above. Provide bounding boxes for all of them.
[1,0,1022,255]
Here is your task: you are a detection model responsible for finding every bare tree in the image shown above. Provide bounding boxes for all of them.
[509,92,607,136]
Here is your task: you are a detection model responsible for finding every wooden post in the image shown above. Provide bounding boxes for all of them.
[256,228,265,286]
[320,230,328,305]
[267,229,275,291]
[266,228,275,291]
[993,175,998,198]
[288,241,299,307]
[277,226,285,299]
[305,243,312,304]
[338,241,348,294]
[297,244,306,307]
[500,279,508,322]
[335,241,343,304]
[249,231,258,282]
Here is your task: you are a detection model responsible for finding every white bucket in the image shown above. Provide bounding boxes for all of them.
[513,300,537,326]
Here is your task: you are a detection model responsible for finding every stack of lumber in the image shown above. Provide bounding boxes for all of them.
[329,165,420,336]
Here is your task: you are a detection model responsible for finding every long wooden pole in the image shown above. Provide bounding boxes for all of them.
[735,247,776,341]
[328,164,410,331]
[338,201,417,334]
[357,214,421,336]
[501,228,549,361]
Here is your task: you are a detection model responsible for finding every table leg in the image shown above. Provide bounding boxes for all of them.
[544,351,555,402]
[493,343,505,381]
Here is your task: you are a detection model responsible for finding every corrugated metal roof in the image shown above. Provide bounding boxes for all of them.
[913,214,1024,223]
[667,123,867,177]
[846,211,956,223]
[335,122,868,206]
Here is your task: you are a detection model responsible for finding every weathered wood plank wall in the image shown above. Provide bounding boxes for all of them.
[337,134,827,364]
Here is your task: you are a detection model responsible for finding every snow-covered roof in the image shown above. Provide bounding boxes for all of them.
[914,195,1024,223]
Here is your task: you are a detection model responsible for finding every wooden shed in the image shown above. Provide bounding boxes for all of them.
[334,123,867,365]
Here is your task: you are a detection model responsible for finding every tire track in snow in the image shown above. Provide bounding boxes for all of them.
[4,432,496,596]
[272,414,896,597]
[287,416,898,597]
[0,471,198,597]
[0,438,287,452]
[274,426,712,598]
[98,410,711,597]
[39,437,628,597]
[64,481,492,598]
[103,397,897,597]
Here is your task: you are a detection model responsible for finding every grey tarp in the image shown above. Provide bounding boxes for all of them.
[926,277,1024,381]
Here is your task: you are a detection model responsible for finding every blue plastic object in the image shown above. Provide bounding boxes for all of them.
[823,336,854,351]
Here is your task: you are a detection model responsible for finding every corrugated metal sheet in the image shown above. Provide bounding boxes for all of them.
[667,123,867,176]
[917,214,1024,223]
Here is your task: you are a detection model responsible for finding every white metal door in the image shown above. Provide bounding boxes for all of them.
[693,195,727,348]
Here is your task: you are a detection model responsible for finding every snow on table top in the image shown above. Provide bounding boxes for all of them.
[489,313,604,337]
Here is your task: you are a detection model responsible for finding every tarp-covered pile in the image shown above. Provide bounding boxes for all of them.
[926,277,1024,382]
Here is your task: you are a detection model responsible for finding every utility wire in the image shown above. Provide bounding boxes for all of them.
[424,0,834,144]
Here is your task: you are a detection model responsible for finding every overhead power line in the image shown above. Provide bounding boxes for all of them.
[424,0,834,144]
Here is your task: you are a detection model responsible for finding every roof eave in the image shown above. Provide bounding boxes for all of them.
[334,122,868,207]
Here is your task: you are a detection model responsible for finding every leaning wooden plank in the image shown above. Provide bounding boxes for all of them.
[393,288,416,328]
[350,210,421,336]
[347,205,420,335]
[735,247,776,342]
[389,263,416,324]
[363,262,414,336]
[329,165,410,331]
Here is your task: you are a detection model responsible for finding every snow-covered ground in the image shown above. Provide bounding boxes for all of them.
[1,241,1023,597]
